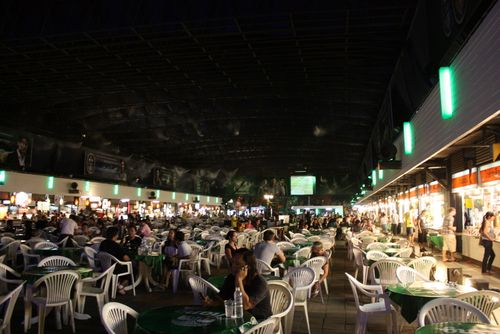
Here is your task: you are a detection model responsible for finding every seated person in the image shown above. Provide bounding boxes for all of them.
[164,231,192,287]
[99,226,131,295]
[225,230,239,264]
[204,248,272,320]
[253,230,285,267]
[122,225,142,257]
[310,241,330,297]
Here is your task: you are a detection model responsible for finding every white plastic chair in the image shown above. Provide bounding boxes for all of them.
[290,238,308,245]
[38,256,76,267]
[0,282,24,334]
[276,242,295,251]
[237,235,247,248]
[0,241,21,267]
[396,266,430,285]
[34,241,58,249]
[101,302,138,334]
[345,273,398,334]
[198,244,213,275]
[307,236,321,242]
[408,257,436,280]
[283,267,316,334]
[76,263,116,316]
[96,252,136,299]
[24,270,80,334]
[56,237,70,248]
[301,257,327,303]
[26,237,46,248]
[256,259,280,277]
[18,244,40,271]
[369,259,404,288]
[293,247,311,259]
[267,281,294,334]
[456,290,500,325]
[0,255,4,264]
[353,246,369,285]
[73,235,89,247]
[172,245,202,294]
[395,247,413,258]
[83,246,99,270]
[90,237,106,244]
[366,242,387,251]
[0,263,22,295]
[187,274,220,305]
[210,239,228,269]
[418,297,491,326]
[243,318,277,334]
[366,250,389,262]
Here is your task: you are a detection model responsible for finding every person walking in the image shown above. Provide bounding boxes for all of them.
[479,212,496,274]
[442,207,457,262]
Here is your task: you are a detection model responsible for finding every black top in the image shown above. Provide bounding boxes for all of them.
[99,239,126,260]
[123,236,142,257]
[224,243,237,259]
[218,274,272,320]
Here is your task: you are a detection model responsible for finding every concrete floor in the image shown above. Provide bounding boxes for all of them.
[9,242,500,334]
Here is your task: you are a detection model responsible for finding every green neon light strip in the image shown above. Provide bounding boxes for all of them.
[113,184,119,195]
[439,67,454,119]
[378,169,384,180]
[215,197,219,204]
[172,192,176,200]
[207,196,210,203]
[185,193,189,201]
[47,176,54,189]
[0,170,5,184]
[137,188,142,197]
[403,122,414,154]
[84,181,90,192]
[156,190,160,199]
[372,170,377,186]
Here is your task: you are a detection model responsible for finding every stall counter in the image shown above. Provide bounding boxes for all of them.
[461,234,500,269]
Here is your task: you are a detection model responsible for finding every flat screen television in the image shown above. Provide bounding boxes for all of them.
[290,176,316,195]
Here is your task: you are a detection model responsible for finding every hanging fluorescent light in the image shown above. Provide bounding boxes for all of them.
[439,67,454,119]
[403,122,414,154]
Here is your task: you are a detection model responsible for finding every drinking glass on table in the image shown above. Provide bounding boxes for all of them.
[224,300,234,318]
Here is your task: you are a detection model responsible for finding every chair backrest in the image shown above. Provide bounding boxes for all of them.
[418,297,491,326]
[0,263,21,294]
[34,270,79,305]
[290,237,308,245]
[90,237,106,244]
[366,242,387,251]
[96,252,117,271]
[255,259,275,275]
[34,241,58,249]
[396,266,430,284]
[0,282,24,332]
[18,243,31,254]
[345,272,385,310]
[101,302,139,334]
[293,247,311,259]
[187,274,220,305]
[366,250,389,261]
[276,241,295,250]
[307,236,321,242]
[243,318,276,334]
[237,235,247,248]
[38,256,76,267]
[283,267,315,302]
[0,236,15,246]
[456,290,500,320]
[369,259,404,287]
[216,240,229,255]
[301,257,326,281]
[408,256,437,280]
[267,281,293,323]
[0,255,4,264]
[352,246,365,268]
[26,237,46,248]
[84,246,99,268]
[73,235,89,246]
[396,247,413,258]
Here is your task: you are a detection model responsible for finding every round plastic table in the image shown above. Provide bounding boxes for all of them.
[387,281,476,323]
[22,266,93,284]
[134,306,254,334]
[415,322,500,334]
[33,247,83,262]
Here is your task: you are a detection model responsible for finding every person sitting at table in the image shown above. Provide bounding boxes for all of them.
[99,226,131,295]
[254,230,285,267]
[139,219,152,238]
[122,225,142,258]
[310,241,330,297]
[225,230,239,264]
[203,248,272,320]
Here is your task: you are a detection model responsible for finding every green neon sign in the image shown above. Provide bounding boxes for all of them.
[439,67,454,119]
[47,176,54,190]
[185,193,189,201]
[403,122,414,154]
[172,192,176,200]
[0,170,5,185]
[156,190,160,199]
[207,196,210,203]
[372,170,377,186]
[84,181,90,192]
[378,169,384,180]
[137,188,142,197]
[113,184,119,195]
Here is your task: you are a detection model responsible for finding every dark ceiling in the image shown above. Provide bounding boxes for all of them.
[0,1,418,182]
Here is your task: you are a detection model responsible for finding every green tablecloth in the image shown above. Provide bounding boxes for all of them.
[22,266,93,284]
[134,306,253,334]
[428,235,443,250]
[283,247,300,256]
[415,322,500,334]
[387,282,476,323]
[285,256,307,269]
[296,242,313,248]
[33,247,84,262]
[383,248,400,256]
[135,254,165,276]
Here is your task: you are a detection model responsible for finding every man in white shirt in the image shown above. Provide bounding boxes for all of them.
[174,231,192,259]
[59,214,79,246]
[254,230,285,266]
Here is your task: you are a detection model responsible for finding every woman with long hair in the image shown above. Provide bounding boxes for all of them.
[480,211,496,274]
[225,230,239,264]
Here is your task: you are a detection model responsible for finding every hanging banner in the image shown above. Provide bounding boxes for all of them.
[451,168,478,193]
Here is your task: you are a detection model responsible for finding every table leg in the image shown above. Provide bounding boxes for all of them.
[284,302,295,334]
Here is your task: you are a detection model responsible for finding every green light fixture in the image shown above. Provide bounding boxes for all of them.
[47,176,54,190]
[185,193,189,201]
[403,122,414,154]
[0,170,5,185]
[137,188,142,197]
[156,190,160,199]
[439,67,454,119]
[207,196,210,203]
[172,192,176,200]
[378,169,384,180]
[113,184,119,195]
[372,170,377,186]
[215,197,219,204]
[84,181,90,192]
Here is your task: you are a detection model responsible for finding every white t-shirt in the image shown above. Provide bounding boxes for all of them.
[177,241,192,258]
[60,218,78,235]
[254,242,282,265]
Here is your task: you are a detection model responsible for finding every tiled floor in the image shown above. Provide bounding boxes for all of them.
[9,242,500,333]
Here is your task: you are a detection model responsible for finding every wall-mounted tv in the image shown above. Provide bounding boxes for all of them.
[290,176,316,195]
